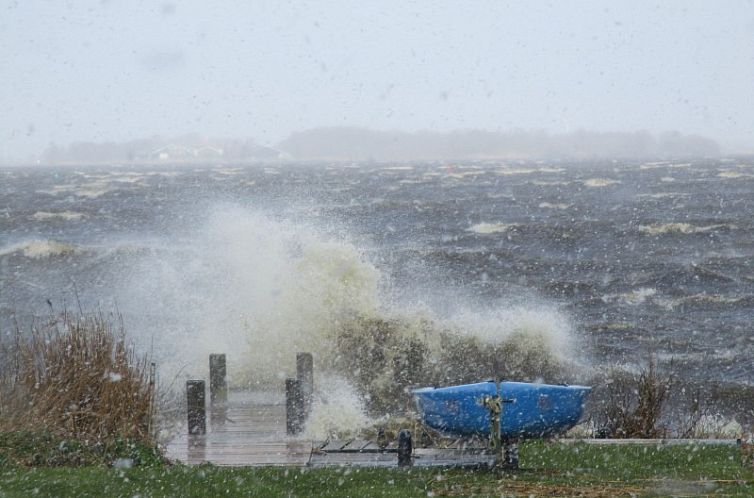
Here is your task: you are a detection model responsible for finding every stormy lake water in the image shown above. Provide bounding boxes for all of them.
[1,159,753,397]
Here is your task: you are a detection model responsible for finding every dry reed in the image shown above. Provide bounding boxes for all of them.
[0,312,156,445]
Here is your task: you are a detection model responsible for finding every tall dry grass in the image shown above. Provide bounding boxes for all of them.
[0,312,156,445]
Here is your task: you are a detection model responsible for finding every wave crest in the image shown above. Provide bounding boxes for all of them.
[638,223,737,235]
[0,239,79,259]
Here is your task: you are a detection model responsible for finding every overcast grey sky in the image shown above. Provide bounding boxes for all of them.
[2,0,753,160]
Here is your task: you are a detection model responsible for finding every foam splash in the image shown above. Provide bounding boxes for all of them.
[303,376,371,440]
[119,207,380,384]
[117,207,577,418]
[448,305,574,362]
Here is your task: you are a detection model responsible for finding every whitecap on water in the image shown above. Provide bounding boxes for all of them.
[31,211,87,221]
[467,222,517,234]
[638,223,737,235]
[582,178,621,187]
[538,202,570,210]
[0,239,79,259]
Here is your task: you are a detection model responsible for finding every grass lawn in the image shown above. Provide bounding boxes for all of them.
[2,441,754,497]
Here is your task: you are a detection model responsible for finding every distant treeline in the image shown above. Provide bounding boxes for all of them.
[279,127,720,161]
[41,128,720,164]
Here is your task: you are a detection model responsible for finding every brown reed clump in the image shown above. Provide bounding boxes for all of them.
[595,359,671,438]
[0,312,156,445]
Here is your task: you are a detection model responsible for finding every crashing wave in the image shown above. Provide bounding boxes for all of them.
[117,207,578,418]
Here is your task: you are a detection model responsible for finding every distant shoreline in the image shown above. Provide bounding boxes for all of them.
[2,127,731,166]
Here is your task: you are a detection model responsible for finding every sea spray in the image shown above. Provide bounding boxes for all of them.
[119,206,381,385]
[117,206,579,418]
[303,375,371,440]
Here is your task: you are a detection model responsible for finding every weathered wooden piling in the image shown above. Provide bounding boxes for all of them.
[397,429,413,467]
[209,354,228,406]
[503,441,520,469]
[186,380,206,435]
[286,378,304,435]
[209,354,228,425]
[296,352,313,416]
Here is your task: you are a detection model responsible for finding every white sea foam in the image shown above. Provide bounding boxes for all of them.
[601,288,656,306]
[116,207,577,422]
[582,178,621,187]
[638,223,736,235]
[120,208,381,385]
[656,293,745,310]
[538,202,570,210]
[635,192,688,199]
[497,168,536,175]
[37,181,116,198]
[0,239,79,259]
[31,211,87,221]
[303,376,371,440]
[639,162,670,170]
[382,166,414,171]
[467,222,517,234]
[719,170,754,179]
[447,306,574,362]
[531,180,571,186]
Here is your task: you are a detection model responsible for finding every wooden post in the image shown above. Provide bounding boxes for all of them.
[286,378,304,435]
[296,352,313,417]
[209,354,227,426]
[504,440,520,469]
[209,354,227,406]
[186,380,206,435]
[397,429,413,467]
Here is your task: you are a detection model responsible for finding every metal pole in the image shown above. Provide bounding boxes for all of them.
[186,380,206,435]
[286,378,304,435]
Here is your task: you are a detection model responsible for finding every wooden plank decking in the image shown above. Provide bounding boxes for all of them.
[165,390,312,466]
[164,389,499,467]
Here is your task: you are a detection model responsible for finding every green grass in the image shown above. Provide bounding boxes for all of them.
[0,431,163,467]
[1,442,754,497]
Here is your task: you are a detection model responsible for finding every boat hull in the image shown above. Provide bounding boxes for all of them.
[412,381,590,438]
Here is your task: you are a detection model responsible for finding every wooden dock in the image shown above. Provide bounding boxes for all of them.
[165,388,740,468]
[165,389,497,467]
[166,390,312,466]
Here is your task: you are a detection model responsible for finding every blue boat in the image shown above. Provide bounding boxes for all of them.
[412,381,590,438]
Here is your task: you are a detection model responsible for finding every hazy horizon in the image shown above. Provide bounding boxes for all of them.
[10,127,723,165]
[2,0,754,161]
